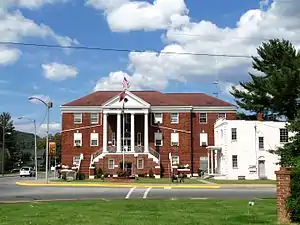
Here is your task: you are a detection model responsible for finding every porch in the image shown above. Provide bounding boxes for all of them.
[206,146,222,176]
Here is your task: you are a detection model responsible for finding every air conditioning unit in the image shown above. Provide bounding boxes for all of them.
[201,142,207,147]
[75,143,81,147]
[171,142,179,146]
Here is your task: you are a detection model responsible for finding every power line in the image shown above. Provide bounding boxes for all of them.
[0,41,253,58]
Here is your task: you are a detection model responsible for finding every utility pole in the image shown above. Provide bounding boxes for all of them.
[33,119,37,180]
[2,125,4,177]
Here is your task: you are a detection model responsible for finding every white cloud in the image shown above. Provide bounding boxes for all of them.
[42,63,78,81]
[94,0,300,90]
[0,47,21,65]
[40,122,61,135]
[86,0,189,31]
[1,0,68,10]
[15,122,61,136]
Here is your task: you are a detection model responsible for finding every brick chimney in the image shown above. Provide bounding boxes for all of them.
[257,112,263,121]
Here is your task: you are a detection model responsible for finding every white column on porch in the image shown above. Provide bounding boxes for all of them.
[144,112,149,153]
[116,112,121,152]
[211,150,214,174]
[131,113,135,152]
[103,113,108,153]
[207,150,210,174]
[214,150,218,174]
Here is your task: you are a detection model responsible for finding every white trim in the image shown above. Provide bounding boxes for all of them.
[193,106,237,112]
[61,106,102,113]
[62,124,102,133]
[90,113,99,124]
[108,159,115,169]
[102,90,151,108]
[137,158,144,169]
[103,109,149,114]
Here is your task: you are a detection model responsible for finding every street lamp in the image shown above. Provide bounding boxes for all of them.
[2,126,11,177]
[28,96,53,183]
[18,116,37,180]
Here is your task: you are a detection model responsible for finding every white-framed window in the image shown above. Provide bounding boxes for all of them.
[90,133,99,146]
[280,128,288,143]
[199,113,207,123]
[90,113,99,124]
[171,132,179,146]
[172,156,179,166]
[171,113,179,124]
[137,132,142,146]
[108,159,114,169]
[137,159,144,169]
[153,113,163,124]
[231,128,237,141]
[200,133,208,146]
[74,113,82,124]
[112,132,116,146]
[73,133,82,147]
[259,137,264,150]
[200,157,208,172]
[154,132,163,146]
[218,113,226,119]
[232,155,238,168]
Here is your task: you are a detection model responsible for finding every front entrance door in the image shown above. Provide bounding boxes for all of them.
[258,160,266,179]
[122,138,131,152]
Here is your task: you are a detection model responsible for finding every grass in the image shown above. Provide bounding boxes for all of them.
[210,180,276,184]
[0,199,277,225]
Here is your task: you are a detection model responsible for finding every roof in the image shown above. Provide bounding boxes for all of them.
[62,90,235,107]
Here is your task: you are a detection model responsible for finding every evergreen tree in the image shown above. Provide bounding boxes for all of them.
[231,39,300,120]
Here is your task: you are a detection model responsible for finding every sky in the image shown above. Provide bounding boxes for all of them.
[0,0,300,136]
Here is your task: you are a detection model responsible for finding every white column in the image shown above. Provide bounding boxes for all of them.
[103,113,108,153]
[214,150,218,174]
[211,150,214,174]
[207,150,210,174]
[131,113,135,152]
[144,113,149,153]
[117,113,121,152]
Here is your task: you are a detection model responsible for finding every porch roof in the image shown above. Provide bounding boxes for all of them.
[206,146,222,151]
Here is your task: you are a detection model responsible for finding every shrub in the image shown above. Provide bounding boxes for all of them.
[149,169,154,178]
[138,173,146,177]
[77,172,85,180]
[95,168,103,179]
[287,168,300,222]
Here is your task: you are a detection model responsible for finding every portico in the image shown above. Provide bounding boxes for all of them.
[101,91,150,154]
[206,146,222,175]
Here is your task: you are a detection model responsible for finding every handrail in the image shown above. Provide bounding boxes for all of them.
[149,147,160,161]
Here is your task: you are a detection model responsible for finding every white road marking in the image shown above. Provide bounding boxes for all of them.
[190,198,208,200]
[125,187,136,199]
[143,187,152,199]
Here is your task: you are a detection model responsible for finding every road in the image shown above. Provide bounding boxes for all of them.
[0,176,276,202]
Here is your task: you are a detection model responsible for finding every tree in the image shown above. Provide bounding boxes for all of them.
[231,39,300,120]
[37,132,61,164]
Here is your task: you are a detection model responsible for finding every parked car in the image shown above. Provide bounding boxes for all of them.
[20,167,36,177]
[10,168,20,173]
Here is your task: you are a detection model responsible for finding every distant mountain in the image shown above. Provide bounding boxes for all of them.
[14,131,42,151]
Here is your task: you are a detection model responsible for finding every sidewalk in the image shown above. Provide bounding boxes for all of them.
[15,180,276,189]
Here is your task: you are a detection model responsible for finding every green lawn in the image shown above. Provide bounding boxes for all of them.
[210,180,276,184]
[0,199,277,225]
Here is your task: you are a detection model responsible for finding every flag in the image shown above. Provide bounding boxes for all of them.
[119,91,126,102]
[122,76,130,90]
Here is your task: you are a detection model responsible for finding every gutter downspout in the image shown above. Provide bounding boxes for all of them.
[190,109,194,176]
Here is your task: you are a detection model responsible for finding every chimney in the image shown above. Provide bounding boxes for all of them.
[257,112,263,121]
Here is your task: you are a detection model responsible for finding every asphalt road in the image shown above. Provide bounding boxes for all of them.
[0,176,276,202]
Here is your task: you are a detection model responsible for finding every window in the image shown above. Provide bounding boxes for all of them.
[172,156,179,166]
[218,113,226,119]
[259,137,264,149]
[199,113,207,123]
[74,113,82,124]
[171,132,179,146]
[90,133,99,146]
[108,159,114,169]
[73,133,82,147]
[280,128,288,143]
[90,113,99,124]
[111,132,116,146]
[125,114,130,124]
[200,133,208,146]
[154,132,163,146]
[137,132,142,146]
[171,113,179,124]
[200,157,208,172]
[231,128,237,141]
[232,155,238,168]
[153,113,163,124]
[137,159,144,169]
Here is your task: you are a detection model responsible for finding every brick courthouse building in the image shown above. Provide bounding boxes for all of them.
[60,90,236,178]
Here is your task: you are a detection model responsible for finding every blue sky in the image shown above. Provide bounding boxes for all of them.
[0,0,298,135]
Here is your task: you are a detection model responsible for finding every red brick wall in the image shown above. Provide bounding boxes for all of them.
[61,112,103,166]
[61,111,236,176]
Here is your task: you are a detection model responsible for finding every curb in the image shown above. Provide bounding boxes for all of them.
[15,182,221,189]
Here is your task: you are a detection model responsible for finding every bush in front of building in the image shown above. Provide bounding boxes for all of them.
[148,169,154,178]
[95,168,103,178]
[287,168,300,222]
[77,172,85,180]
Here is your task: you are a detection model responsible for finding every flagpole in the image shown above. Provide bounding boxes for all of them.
[122,96,125,173]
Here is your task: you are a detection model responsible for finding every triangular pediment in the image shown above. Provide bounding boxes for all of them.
[102,91,150,109]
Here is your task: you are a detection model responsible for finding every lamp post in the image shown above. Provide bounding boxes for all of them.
[18,117,37,180]
[122,97,128,173]
[28,96,52,183]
